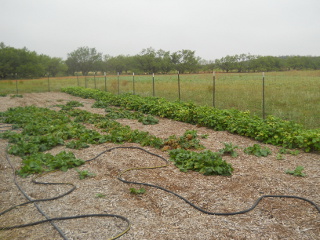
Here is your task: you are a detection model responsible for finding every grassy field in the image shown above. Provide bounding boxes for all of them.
[1,71,319,129]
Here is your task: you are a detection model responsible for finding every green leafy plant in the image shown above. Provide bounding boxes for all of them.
[75,168,96,180]
[279,148,300,155]
[276,153,285,160]
[169,149,233,176]
[200,134,209,139]
[17,151,85,177]
[66,140,89,149]
[219,142,238,157]
[285,166,306,177]
[130,187,146,194]
[0,93,7,97]
[244,144,271,157]
[62,87,320,152]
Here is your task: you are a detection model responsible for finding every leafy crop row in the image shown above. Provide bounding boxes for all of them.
[62,87,320,152]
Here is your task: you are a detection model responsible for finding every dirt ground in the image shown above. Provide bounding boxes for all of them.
[0,92,319,240]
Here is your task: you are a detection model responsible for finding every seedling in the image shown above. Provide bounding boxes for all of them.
[276,153,285,160]
[75,169,96,180]
[95,193,106,198]
[285,166,306,177]
[130,188,146,194]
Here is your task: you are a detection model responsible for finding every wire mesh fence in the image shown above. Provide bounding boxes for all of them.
[0,71,319,129]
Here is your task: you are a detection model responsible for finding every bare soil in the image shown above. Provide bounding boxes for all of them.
[0,92,319,240]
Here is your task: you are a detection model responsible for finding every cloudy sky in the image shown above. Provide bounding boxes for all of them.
[1,0,320,61]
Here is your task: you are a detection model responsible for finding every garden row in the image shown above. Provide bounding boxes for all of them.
[62,87,320,152]
[0,102,233,176]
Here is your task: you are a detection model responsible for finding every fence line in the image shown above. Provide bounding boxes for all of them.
[0,71,319,129]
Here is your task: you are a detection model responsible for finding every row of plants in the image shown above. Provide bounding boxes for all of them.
[0,99,307,178]
[61,87,320,152]
[0,102,234,177]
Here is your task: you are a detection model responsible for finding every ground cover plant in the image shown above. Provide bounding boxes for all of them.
[62,87,320,152]
[0,102,235,177]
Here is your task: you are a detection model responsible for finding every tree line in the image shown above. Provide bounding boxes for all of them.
[1,42,320,79]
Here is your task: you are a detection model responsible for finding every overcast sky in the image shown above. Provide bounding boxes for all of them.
[1,0,320,61]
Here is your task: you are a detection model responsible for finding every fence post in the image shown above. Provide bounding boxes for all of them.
[94,72,97,89]
[212,71,216,107]
[262,72,266,120]
[15,73,18,94]
[85,76,87,88]
[117,72,120,94]
[77,73,79,86]
[152,73,155,96]
[133,72,135,95]
[47,73,50,92]
[104,72,107,91]
[178,71,181,101]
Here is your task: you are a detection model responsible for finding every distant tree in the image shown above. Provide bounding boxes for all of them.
[66,47,102,76]
[215,55,237,72]
[171,49,200,73]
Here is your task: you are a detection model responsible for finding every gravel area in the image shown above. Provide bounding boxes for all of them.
[0,92,319,240]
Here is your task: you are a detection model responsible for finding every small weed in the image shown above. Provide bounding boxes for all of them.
[75,169,96,180]
[95,193,106,198]
[200,134,209,139]
[0,93,7,97]
[285,166,306,177]
[130,187,146,194]
[276,153,285,160]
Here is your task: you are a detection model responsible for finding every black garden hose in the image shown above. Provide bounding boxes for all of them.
[105,146,320,215]
[0,145,131,240]
[1,145,319,240]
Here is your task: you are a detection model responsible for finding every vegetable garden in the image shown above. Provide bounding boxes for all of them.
[0,90,319,239]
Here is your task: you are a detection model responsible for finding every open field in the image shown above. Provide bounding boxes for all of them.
[0,71,319,129]
[0,92,319,240]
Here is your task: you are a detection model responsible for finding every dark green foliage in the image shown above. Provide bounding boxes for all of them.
[17,151,84,177]
[61,87,320,152]
[169,149,233,176]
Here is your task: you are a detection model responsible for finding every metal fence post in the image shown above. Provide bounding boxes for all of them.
[94,72,97,89]
[178,71,181,101]
[104,72,107,91]
[132,72,135,95]
[212,71,216,107]
[262,72,266,120]
[117,72,120,94]
[152,73,155,96]
[47,73,50,92]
